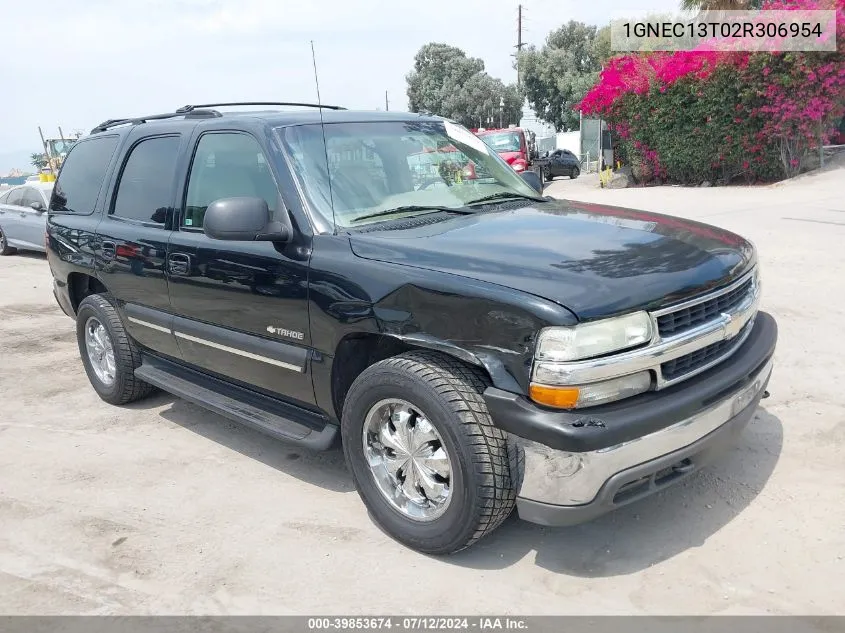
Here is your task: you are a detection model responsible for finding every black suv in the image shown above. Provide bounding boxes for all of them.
[46,102,777,555]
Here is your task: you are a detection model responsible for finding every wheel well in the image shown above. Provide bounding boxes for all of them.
[67,273,108,314]
[331,334,410,420]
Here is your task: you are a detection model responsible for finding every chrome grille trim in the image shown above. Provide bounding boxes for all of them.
[651,268,758,318]
[530,267,760,391]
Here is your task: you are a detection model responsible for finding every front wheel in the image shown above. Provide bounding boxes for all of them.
[341,351,518,555]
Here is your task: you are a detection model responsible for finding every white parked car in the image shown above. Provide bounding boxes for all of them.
[0,182,53,255]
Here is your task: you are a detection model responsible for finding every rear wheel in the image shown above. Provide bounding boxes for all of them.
[0,227,16,256]
[341,351,517,555]
[544,168,553,182]
[570,167,580,179]
[76,294,155,405]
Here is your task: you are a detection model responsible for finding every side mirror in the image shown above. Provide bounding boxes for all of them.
[203,197,293,242]
[31,201,45,213]
[520,170,544,194]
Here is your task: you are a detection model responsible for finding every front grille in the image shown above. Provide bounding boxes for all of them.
[657,277,753,337]
[661,322,751,381]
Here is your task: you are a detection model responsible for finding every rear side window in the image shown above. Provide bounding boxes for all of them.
[50,135,120,214]
[112,136,180,225]
[6,188,24,206]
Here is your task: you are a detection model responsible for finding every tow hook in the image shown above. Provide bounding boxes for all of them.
[762,390,771,399]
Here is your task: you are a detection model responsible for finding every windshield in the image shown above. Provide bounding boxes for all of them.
[278,120,540,229]
[478,131,522,153]
[48,139,77,156]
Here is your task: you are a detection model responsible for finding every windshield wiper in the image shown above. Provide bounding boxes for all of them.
[465,192,546,206]
[349,205,474,224]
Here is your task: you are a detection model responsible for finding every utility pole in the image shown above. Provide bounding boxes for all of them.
[385,91,389,112]
[516,4,525,88]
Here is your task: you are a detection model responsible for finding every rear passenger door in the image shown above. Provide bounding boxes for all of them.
[166,129,314,406]
[95,130,184,359]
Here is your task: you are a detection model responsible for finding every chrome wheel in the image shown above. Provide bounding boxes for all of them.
[84,316,116,386]
[362,398,452,521]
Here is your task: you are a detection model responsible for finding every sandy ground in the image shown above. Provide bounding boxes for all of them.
[1,166,843,615]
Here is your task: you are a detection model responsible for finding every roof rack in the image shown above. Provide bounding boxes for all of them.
[175,101,346,113]
[90,101,346,134]
[90,108,222,134]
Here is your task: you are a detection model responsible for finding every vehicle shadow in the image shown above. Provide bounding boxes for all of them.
[14,251,47,260]
[140,391,355,494]
[444,407,783,577]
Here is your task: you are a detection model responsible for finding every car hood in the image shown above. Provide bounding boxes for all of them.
[348,200,756,320]
[496,151,522,163]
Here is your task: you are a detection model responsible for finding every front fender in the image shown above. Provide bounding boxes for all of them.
[307,236,577,417]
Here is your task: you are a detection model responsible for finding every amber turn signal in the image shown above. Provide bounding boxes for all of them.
[529,383,580,409]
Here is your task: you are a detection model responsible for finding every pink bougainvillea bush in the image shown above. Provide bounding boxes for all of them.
[579,0,845,184]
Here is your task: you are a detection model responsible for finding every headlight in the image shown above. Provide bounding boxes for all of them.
[535,311,653,362]
[530,312,655,409]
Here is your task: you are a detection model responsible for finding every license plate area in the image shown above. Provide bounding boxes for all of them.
[730,365,769,416]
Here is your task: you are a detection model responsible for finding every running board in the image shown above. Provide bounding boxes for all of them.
[134,358,337,451]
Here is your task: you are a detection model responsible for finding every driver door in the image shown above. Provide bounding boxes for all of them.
[166,129,316,407]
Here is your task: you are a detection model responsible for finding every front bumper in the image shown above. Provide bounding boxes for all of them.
[485,310,777,526]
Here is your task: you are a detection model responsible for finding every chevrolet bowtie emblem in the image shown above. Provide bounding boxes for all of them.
[722,312,743,339]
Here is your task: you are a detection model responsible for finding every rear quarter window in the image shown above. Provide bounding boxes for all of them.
[50,135,120,215]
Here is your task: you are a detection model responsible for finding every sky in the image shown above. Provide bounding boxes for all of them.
[0,0,679,172]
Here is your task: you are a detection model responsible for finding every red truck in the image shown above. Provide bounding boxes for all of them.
[473,127,537,174]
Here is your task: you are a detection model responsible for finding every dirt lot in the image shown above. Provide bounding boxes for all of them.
[1,166,843,615]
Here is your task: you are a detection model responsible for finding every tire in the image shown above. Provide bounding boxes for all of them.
[76,293,155,405]
[570,167,580,179]
[0,226,16,256]
[341,350,517,555]
[543,169,553,182]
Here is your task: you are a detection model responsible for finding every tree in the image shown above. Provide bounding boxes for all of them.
[30,153,47,170]
[445,74,522,128]
[519,22,612,132]
[407,43,484,117]
[406,43,523,128]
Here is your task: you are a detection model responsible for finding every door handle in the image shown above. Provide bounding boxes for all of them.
[101,240,116,260]
[168,253,191,276]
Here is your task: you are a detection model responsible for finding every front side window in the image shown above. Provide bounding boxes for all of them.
[20,187,44,209]
[50,135,120,214]
[278,120,540,229]
[184,132,278,229]
[112,136,180,225]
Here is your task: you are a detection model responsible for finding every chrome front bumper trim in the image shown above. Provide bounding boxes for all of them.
[515,355,773,507]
